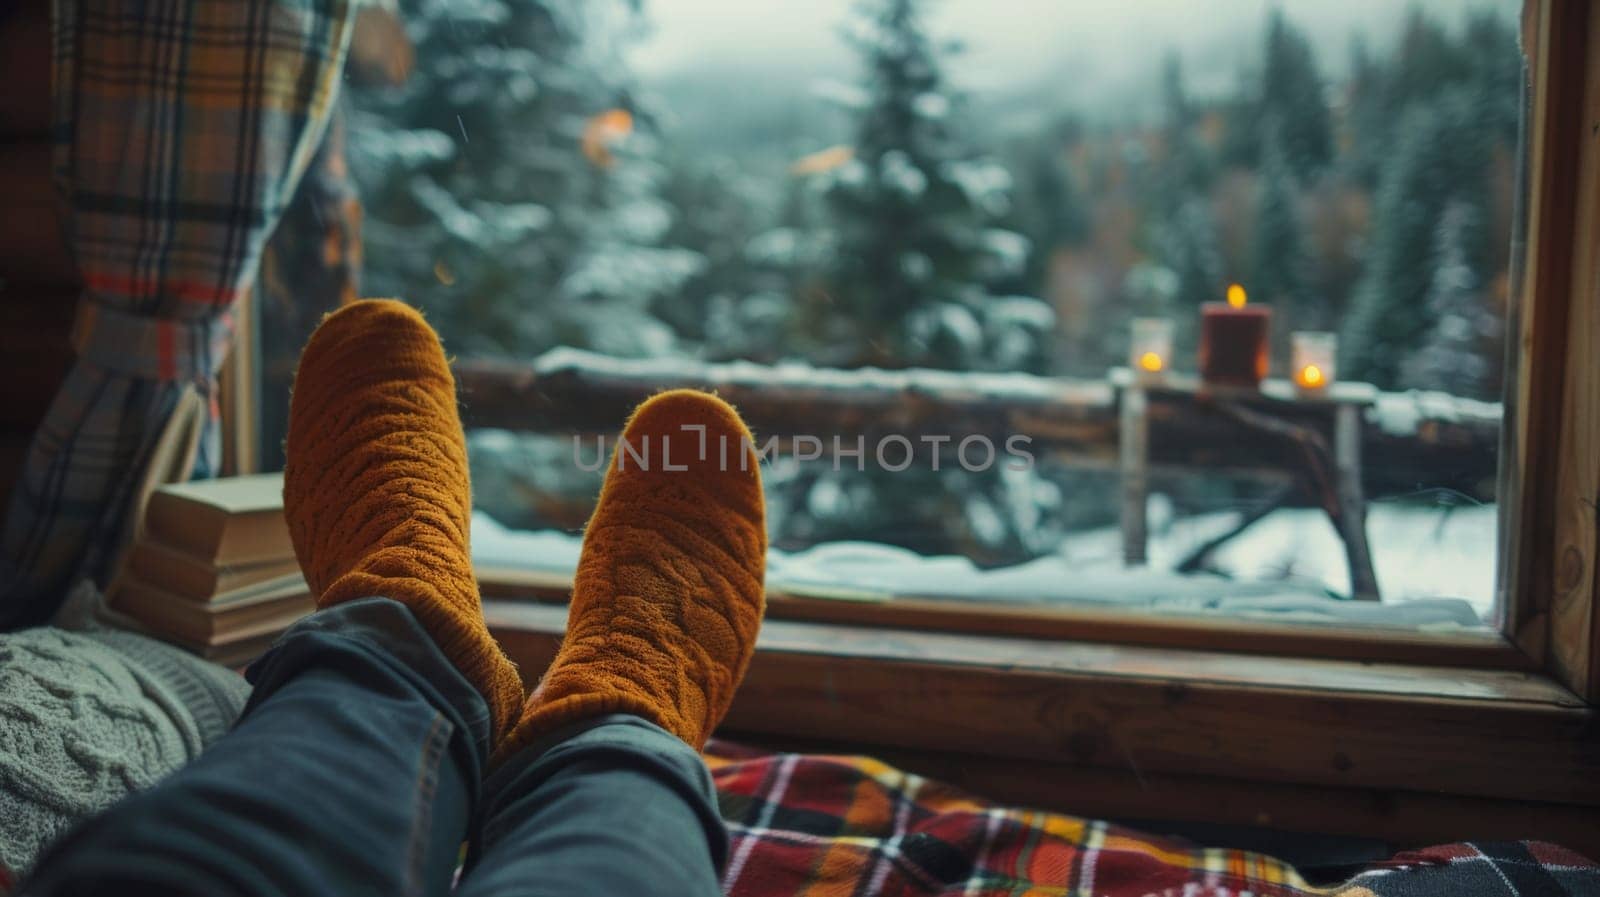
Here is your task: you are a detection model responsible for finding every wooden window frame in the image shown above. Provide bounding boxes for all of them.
[218,287,260,478]
[480,0,1600,851]
[465,0,1597,690]
[471,0,1596,689]
[1501,0,1600,705]
[230,0,1600,852]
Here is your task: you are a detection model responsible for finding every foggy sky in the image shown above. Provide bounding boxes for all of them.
[630,0,1515,113]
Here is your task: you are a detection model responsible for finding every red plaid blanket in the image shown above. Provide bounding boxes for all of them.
[706,742,1600,897]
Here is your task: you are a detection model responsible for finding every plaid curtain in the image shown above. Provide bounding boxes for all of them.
[0,0,356,629]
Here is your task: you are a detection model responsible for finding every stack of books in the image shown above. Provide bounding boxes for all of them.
[109,473,313,666]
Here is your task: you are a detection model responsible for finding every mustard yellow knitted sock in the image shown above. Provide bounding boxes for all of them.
[494,390,767,765]
[283,299,522,741]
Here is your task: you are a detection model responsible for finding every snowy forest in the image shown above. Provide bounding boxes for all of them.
[340,0,1522,603]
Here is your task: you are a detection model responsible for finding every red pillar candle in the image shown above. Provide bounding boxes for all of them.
[1199,284,1271,388]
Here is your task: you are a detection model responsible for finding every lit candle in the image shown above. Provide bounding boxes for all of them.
[1199,284,1271,388]
[1291,331,1337,395]
[1129,317,1174,385]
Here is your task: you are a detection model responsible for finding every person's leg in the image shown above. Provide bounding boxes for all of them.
[24,300,527,897]
[21,598,488,897]
[459,390,768,897]
[459,715,727,897]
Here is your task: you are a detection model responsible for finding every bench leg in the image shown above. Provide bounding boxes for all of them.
[1121,386,1149,566]
[1335,404,1381,600]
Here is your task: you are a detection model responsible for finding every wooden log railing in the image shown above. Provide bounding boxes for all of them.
[455,348,1503,501]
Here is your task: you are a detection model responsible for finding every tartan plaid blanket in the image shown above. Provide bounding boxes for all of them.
[705,742,1600,897]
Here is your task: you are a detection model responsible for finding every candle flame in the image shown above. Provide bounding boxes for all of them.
[1298,364,1325,388]
[1227,283,1247,309]
[1139,351,1164,373]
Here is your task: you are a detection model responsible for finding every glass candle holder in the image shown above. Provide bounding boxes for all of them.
[1291,331,1337,395]
[1129,317,1174,384]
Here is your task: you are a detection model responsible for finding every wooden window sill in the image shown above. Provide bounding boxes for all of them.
[486,598,1599,853]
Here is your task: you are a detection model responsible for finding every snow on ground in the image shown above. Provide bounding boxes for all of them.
[1060,498,1499,620]
[1216,503,1495,614]
[472,498,1498,630]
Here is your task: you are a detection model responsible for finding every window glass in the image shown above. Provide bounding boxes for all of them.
[262,0,1524,633]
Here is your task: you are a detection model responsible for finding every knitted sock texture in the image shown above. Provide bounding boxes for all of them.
[496,389,767,764]
[283,299,522,740]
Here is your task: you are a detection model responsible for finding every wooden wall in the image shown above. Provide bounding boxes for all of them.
[0,0,77,513]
